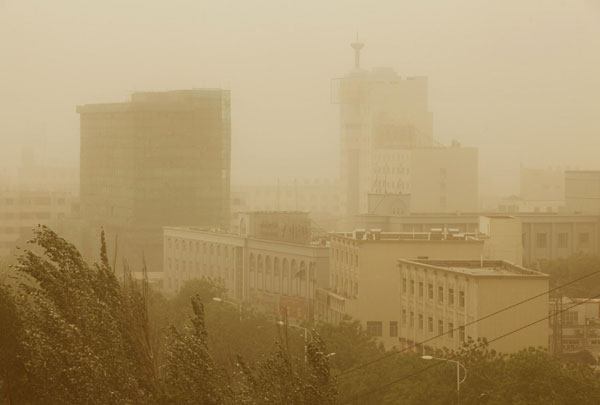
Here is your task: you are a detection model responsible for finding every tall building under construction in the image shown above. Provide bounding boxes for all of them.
[77,89,231,272]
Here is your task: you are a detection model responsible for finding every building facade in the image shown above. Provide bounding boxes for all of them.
[341,212,600,266]
[0,190,79,258]
[163,212,329,321]
[317,229,486,348]
[398,259,548,353]
[335,41,434,215]
[409,145,478,213]
[77,89,231,272]
[565,171,600,214]
[334,42,478,215]
[550,297,600,357]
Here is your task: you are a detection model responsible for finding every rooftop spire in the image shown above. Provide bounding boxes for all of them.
[350,33,364,69]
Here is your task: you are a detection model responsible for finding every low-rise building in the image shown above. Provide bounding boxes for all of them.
[0,190,79,258]
[550,297,600,357]
[317,229,486,348]
[565,171,600,214]
[341,212,600,266]
[399,259,548,353]
[163,212,329,321]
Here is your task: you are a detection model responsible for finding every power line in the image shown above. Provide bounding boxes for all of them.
[338,292,600,404]
[335,268,600,379]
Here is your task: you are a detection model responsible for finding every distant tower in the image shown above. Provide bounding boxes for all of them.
[350,34,364,69]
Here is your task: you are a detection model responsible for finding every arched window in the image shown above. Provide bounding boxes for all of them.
[291,260,298,296]
[282,258,289,294]
[249,254,256,289]
[265,256,272,291]
[273,257,280,293]
[257,255,264,290]
[299,261,307,297]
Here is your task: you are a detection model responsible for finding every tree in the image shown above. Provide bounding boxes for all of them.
[541,253,600,298]
[0,283,27,404]
[11,226,161,404]
[163,294,228,404]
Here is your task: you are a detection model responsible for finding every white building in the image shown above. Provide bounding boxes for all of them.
[163,212,329,321]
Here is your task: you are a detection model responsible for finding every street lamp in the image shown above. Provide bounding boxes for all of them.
[212,297,242,320]
[276,321,335,363]
[421,355,467,404]
[277,321,309,363]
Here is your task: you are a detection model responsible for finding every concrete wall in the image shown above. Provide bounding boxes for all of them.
[477,277,548,353]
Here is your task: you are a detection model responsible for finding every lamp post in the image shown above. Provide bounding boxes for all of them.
[421,355,467,404]
[277,321,309,363]
[212,297,242,321]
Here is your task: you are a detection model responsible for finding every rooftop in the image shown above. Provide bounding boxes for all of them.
[401,259,547,278]
[332,229,480,242]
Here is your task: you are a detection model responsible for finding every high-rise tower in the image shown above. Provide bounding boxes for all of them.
[334,42,434,215]
[77,89,231,272]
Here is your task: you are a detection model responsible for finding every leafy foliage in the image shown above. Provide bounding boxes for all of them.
[541,253,600,298]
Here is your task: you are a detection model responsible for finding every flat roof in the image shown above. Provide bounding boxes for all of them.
[399,259,548,278]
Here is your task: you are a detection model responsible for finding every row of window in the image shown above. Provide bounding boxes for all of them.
[534,232,590,249]
[365,319,466,341]
[0,212,53,220]
[401,312,466,340]
[402,278,465,307]
[0,197,64,206]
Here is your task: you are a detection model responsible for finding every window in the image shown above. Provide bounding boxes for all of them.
[579,233,590,248]
[438,286,444,303]
[459,291,465,308]
[448,322,454,338]
[438,320,443,335]
[410,312,415,327]
[459,326,465,342]
[564,311,579,326]
[536,233,547,248]
[402,310,407,325]
[428,283,434,299]
[366,321,383,337]
[390,321,398,337]
[448,288,454,305]
[402,278,407,293]
[428,317,433,332]
[558,233,568,249]
[419,282,424,297]
[418,314,423,329]
[410,280,415,295]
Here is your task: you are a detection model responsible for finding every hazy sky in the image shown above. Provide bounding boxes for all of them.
[1,0,599,195]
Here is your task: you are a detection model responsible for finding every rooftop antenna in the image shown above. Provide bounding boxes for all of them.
[350,32,364,69]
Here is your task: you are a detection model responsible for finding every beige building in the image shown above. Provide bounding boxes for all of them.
[550,297,600,356]
[409,144,478,213]
[232,179,341,214]
[479,215,523,265]
[0,190,79,258]
[77,89,231,273]
[317,229,486,348]
[335,40,434,215]
[341,212,600,266]
[398,260,548,354]
[164,212,329,322]
[520,166,564,202]
[334,41,478,215]
[565,170,600,214]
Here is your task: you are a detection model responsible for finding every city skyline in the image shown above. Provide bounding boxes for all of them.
[1,1,599,198]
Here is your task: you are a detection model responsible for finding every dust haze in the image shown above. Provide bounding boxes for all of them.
[3,2,600,404]
[1,0,599,196]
